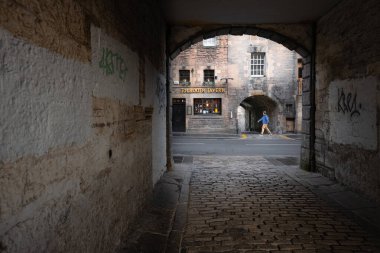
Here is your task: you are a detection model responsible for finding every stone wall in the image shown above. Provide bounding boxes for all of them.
[228,35,300,133]
[0,0,166,252]
[171,35,229,84]
[171,36,233,133]
[315,0,380,203]
[168,24,312,59]
[171,35,301,134]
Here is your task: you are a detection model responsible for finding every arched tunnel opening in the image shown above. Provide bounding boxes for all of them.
[238,95,277,133]
[169,33,305,137]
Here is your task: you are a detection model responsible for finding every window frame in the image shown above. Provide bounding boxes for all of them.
[203,37,217,47]
[179,69,191,85]
[203,69,215,85]
[285,103,294,114]
[250,52,265,77]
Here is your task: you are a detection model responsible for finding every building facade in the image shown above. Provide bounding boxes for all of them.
[170,35,303,134]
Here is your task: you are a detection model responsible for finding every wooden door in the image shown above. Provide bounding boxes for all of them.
[172,98,186,132]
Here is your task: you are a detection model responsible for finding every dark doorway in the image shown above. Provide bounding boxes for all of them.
[172,98,186,132]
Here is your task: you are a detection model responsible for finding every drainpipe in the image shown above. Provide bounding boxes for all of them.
[309,23,317,172]
[166,26,173,171]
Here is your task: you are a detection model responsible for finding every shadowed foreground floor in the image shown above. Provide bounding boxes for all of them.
[121,156,380,253]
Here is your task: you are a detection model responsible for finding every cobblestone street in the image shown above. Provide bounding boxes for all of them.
[121,155,380,253]
[182,156,380,253]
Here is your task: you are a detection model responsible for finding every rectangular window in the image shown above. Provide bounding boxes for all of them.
[194,98,221,115]
[251,53,265,76]
[297,59,303,95]
[286,104,293,113]
[203,69,215,85]
[203,37,217,47]
[179,70,190,85]
[298,67,303,78]
[297,58,303,78]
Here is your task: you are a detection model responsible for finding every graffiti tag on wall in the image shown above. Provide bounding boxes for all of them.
[155,77,165,114]
[337,88,361,118]
[99,48,128,81]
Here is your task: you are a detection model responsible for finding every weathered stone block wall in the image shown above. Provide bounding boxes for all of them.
[228,35,299,133]
[168,24,312,59]
[315,0,380,203]
[0,0,166,252]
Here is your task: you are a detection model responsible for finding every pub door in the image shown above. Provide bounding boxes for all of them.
[172,98,186,132]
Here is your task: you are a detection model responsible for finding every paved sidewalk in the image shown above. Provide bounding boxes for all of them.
[118,163,192,253]
[121,155,380,253]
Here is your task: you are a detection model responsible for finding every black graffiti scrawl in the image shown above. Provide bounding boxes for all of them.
[337,88,361,118]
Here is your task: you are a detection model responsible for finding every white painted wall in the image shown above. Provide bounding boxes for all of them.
[328,77,378,150]
[237,106,246,133]
[0,29,92,162]
[91,26,140,104]
[145,61,167,185]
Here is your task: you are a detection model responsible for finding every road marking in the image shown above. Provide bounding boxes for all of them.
[173,137,238,140]
[173,143,205,145]
[279,135,293,140]
[246,144,300,146]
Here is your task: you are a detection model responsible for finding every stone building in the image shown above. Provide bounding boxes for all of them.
[170,35,303,133]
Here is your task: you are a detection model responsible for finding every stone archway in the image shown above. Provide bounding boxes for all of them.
[166,25,315,172]
[239,95,278,133]
[168,25,311,59]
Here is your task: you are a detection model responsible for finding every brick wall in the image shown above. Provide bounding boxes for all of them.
[171,35,300,134]
[172,36,228,86]
[315,0,380,203]
[0,0,166,252]
[171,36,231,132]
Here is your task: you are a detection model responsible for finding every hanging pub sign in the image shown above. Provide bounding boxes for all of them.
[180,87,225,93]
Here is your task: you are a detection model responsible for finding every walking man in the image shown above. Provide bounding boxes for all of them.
[257,111,272,135]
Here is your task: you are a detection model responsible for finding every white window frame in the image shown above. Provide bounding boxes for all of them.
[251,52,265,77]
[203,37,217,47]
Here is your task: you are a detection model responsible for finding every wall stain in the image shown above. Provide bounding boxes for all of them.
[96,167,112,180]
[0,241,7,253]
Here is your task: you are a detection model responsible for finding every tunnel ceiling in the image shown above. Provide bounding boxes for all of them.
[162,0,341,25]
[241,96,277,111]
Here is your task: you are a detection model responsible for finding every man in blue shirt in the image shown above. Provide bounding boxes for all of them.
[257,111,272,135]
